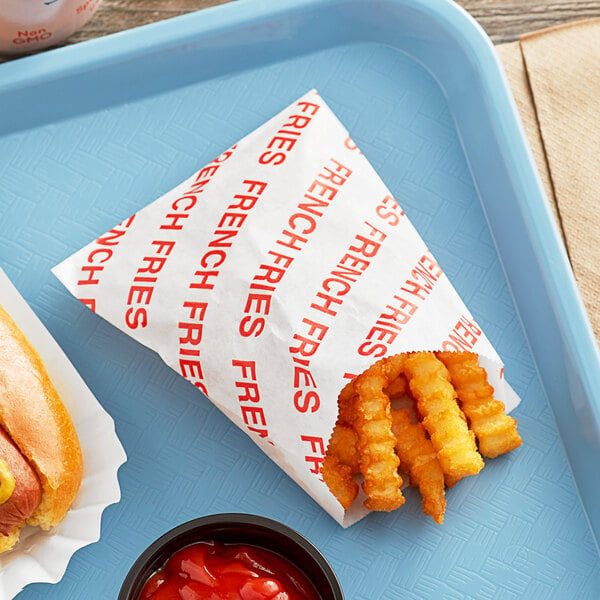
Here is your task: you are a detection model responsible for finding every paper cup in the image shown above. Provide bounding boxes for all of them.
[118,514,344,600]
[0,0,102,54]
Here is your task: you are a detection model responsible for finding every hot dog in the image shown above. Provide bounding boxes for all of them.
[0,303,83,552]
[0,426,42,538]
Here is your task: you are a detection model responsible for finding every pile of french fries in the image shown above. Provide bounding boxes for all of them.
[322,352,522,524]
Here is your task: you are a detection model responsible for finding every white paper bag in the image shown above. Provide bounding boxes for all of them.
[53,90,519,526]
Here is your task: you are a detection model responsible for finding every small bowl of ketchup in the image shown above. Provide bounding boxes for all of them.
[118,513,344,600]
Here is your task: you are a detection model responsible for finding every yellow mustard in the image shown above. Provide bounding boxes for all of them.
[0,459,15,505]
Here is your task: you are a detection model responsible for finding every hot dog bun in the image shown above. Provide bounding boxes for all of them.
[0,528,20,554]
[0,303,83,551]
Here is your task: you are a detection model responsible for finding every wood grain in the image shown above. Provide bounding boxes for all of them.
[1,0,600,62]
[69,1,600,45]
[459,0,600,42]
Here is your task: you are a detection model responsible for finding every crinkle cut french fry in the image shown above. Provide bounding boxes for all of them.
[321,454,358,511]
[384,373,408,400]
[327,422,360,471]
[402,352,484,482]
[353,358,405,511]
[337,380,357,425]
[322,385,360,509]
[436,352,522,458]
[391,409,446,524]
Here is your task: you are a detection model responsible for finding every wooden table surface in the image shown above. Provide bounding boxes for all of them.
[1,0,600,62]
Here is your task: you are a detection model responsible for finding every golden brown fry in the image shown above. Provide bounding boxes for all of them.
[384,373,408,400]
[391,409,446,524]
[402,352,484,483]
[337,380,357,425]
[385,354,406,384]
[324,351,519,517]
[436,352,522,458]
[321,454,358,511]
[353,358,405,511]
[322,385,360,509]
[327,423,360,471]
[444,474,460,489]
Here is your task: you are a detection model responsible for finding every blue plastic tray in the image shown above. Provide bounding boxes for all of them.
[1,0,599,598]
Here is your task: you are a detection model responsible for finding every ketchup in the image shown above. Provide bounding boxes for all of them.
[139,541,321,600]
